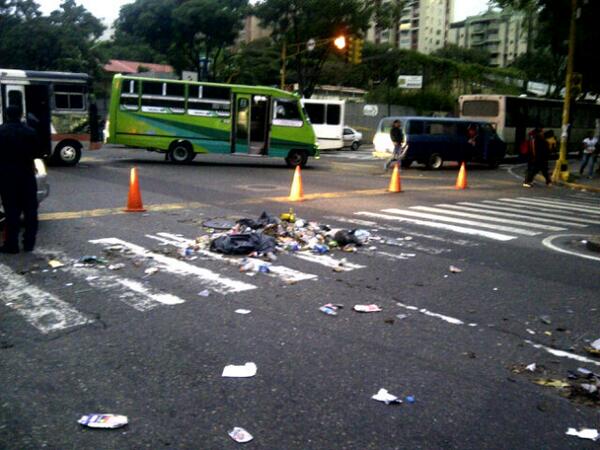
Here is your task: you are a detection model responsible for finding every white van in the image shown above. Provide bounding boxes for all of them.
[301,99,345,150]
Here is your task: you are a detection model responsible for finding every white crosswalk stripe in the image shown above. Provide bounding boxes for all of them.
[90,238,256,295]
[0,263,91,334]
[499,198,600,216]
[321,151,376,161]
[518,196,600,212]
[475,201,600,225]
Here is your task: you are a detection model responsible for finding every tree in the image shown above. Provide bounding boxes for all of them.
[432,45,491,66]
[255,0,373,97]
[227,38,281,85]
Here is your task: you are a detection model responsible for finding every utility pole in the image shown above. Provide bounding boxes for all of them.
[280,38,287,90]
[552,0,578,182]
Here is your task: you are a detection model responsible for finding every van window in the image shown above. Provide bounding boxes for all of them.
[326,104,341,125]
[305,103,325,124]
[425,121,457,135]
[408,121,423,135]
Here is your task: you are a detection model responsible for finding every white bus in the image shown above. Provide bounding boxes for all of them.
[301,99,345,150]
[459,94,600,154]
[0,69,103,165]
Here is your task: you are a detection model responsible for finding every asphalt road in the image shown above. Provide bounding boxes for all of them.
[1,146,599,449]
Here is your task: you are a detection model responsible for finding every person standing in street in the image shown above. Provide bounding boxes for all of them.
[0,105,41,254]
[385,119,404,170]
[579,132,598,179]
[523,127,551,188]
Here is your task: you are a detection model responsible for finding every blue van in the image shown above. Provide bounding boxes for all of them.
[372,116,506,169]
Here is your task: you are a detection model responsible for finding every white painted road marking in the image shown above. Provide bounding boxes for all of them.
[411,206,565,231]
[499,198,600,216]
[0,263,91,334]
[396,302,466,326]
[147,233,318,283]
[542,234,600,262]
[525,340,600,367]
[475,201,600,225]
[442,203,588,228]
[292,251,365,271]
[518,196,600,212]
[90,238,256,294]
[355,211,517,241]
[382,208,541,236]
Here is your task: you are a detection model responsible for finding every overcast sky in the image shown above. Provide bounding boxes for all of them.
[37,0,492,26]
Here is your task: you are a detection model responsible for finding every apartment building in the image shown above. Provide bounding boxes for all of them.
[367,0,454,54]
[448,9,528,67]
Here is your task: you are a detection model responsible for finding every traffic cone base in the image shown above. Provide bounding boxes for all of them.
[289,165,304,201]
[455,162,468,190]
[388,162,402,193]
[124,167,146,212]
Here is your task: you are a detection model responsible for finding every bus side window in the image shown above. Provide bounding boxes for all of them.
[120,80,139,111]
[187,85,231,117]
[273,99,303,127]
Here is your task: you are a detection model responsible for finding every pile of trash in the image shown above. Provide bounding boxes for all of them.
[196,211,372,260]
[511,363,600,407]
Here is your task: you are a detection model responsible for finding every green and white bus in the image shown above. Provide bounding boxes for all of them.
[106,74,318,167]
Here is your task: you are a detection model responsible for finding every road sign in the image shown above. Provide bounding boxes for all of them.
[182,71,198,81]
[363,105,379,117]
[307,38,316,52]
[397,75,423,89]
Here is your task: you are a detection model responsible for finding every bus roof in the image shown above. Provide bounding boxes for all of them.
[114,73,299,99]
[0,69,89,82]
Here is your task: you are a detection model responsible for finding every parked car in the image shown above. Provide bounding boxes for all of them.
[343,127,362,150]
[0,159,49,225]
[372,116,506,169]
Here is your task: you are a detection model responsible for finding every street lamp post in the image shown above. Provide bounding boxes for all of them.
[552,0,578,182]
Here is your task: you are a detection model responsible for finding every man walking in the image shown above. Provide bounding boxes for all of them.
[385,119,404,170]
[579,132,598,179]
[523,127,551,188]
[0,105,41,253]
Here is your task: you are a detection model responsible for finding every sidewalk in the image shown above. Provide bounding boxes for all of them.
[553,158,600,193]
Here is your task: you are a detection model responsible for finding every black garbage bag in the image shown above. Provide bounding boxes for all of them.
[210,232,277,255]
[237,211,280,230]
[334,230,363,247]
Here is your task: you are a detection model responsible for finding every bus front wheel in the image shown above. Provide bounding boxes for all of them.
[169,141,195,163]
[285,150,308,168]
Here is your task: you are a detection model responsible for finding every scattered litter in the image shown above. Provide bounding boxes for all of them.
[48,260,64,268]
[526,329,536,335]
[202,218,236,230]
[493,287,499,291]
[539,315,552,325]
[78,414,128,429]
[396,314,409,320]
[320,304,343,316]
[144,267,159,276]
[353,304,382,313]
[371,388,402,405]
[533,379,570,388]
[449,265,462,273]
[544,331,552,336]
[280,208,296,222]
[108,263,125,271]
[179,247,194,258]
[211,233,276,256]
[312,244,329,254]
[591,338,600,350]
[222,362,257,378]
[526,363,537,372]
[565,428,598,441]
[228,427,254,443]
[198,290,210,297]
[404,395,416,404]
[65,283,74,287]
[79,255,105,265]
[235,309,251,315]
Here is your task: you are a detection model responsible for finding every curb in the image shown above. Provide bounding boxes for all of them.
[554,178,600,193]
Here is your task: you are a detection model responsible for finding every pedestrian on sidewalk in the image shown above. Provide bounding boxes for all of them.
[0,105,41,254]
[385,119,404,170]
[523,127,551,188]
[579,132,598,179]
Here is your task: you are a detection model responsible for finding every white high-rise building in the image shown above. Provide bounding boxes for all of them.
[367,0,454,54]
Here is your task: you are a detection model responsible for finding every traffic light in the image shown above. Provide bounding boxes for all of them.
[346,36,354,63]
[352,38,363,64]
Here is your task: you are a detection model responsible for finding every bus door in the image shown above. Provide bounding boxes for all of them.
[250,95,270,155]
[1,83,26,122]
[25,84,52,158]
[232,94,250,154]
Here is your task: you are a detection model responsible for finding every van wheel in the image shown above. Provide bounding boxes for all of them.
[426,153,443,170]
[169,141,195,163]
[53,142,82,166]
[351,141,360,151]
[286,150,308,168]
[401,159,413,168]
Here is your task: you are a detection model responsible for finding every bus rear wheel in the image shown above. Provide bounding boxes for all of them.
[169,141,195,163]
[53,141,82,166]
[285,150,308,168]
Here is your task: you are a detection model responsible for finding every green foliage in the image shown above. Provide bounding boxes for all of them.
[432,44,491,66]
[0,0,104,75]
[255,0,373,97]
[227,38,280,86]
[367,86,456,115]
[96,31,168,64]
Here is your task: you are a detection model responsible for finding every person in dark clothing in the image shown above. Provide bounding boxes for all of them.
[0,105,41,253]
[385,119,404,170]
[522,127,551,187]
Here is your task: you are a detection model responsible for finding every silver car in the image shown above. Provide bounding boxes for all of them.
[0,159,49,224]
[342,127,363,151]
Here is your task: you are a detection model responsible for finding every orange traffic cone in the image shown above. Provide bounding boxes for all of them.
[288,166,304,201]
[455,162,468,190]
[388,162,402,193]
[124,167,146,212]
